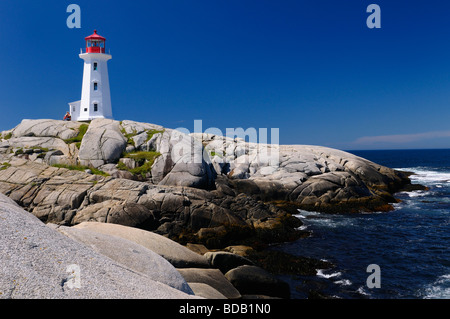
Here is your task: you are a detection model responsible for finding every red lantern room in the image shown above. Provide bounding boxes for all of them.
[85,30,106,53]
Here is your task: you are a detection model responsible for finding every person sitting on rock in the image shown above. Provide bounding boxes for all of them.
[63,112,72,121]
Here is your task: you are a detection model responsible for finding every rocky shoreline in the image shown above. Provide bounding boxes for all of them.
[0,119,424,299]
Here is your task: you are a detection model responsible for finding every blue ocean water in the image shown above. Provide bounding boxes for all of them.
[276,149,450,299]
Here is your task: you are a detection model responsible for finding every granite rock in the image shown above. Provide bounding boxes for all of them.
[177,268,241,299]
[204,251,254,274]
[73,222,210,268]
[0,118,418,248]
[56,225,194,294]
[225,265,290,299]
[0,193,197,299]
[78,118,127,168]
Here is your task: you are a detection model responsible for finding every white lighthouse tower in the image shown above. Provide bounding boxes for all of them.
[69,30,113,121]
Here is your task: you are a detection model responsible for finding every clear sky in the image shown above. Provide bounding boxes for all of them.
[1,0,450,150]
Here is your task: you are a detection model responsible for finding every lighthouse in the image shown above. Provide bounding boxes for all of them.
[69,30,113,121]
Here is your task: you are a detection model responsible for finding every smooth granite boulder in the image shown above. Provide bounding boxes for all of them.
[11,119,81,140]
[186,283,227,299]
[73,222,210,268]
[56,225,194,295]
[225,265,290,299]
[72,199,158,229]
[6,137,72,156]
[78,118,127,168]
[152,129,214,189]
[204,251,254,274]
[177,268,241,299]
[0,193,196,299]
[119,120,214,189]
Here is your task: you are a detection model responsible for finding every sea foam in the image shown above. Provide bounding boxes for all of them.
[423,274,450,299]
[396,168,450,184]
[316,269,342,279]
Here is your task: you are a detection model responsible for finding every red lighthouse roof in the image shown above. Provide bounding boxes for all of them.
[85,30,106,41]
[85,30,106,53]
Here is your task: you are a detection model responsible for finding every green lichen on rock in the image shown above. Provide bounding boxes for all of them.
[51,163,109,177]
[145,129,165,143]
[0,162,11,170]
[63,124,89,145]
[31,146,49,152]
[117,151,162,178]
[120,127,138,146]
[3,132,12,140]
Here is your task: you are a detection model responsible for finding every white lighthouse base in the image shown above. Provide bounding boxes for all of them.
[69,100,112,121]
[68,101,81,120]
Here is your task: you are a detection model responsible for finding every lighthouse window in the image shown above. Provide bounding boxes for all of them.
[94,104,98,112]
[93,62,98,71]
[94,82,98,91]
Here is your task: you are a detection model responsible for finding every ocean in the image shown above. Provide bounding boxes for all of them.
[276,149,450,299]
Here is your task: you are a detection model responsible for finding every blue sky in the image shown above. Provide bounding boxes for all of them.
[1,0,450,150]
